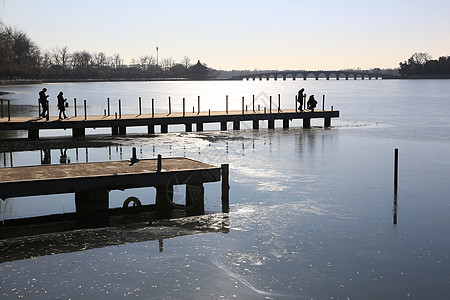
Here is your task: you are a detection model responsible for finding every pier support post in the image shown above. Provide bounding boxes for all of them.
[185,123,192,132]
[233,120,240,130]
[119,126,126,135]
[196,122,203,132]
[253,119,259,129]
[28,129,39,140]
[155,185,174,211]
[303,118,311,128]
[220,121,227,131]
[75,190,109,223]
[148,124,155,134]
[161,124,168,133]
[186,183,205,214]
[324,117,331,127]
[73,128,86,138]
[221,164,230,213]
[268,119,275,129]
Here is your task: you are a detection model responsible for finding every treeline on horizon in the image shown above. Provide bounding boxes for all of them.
[0,25,217,81]
[399,52,450,77]
[1,24,449,81]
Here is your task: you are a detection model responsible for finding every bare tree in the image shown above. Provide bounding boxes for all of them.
[51,46,70,69]
[182,56,191,69]
[410,52,432,65]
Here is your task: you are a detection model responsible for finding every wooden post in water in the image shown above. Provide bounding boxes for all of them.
[394,148,399,193]
[322,95,325,111]
[295,95,298,113]
[183,98,185,117]
[221,164,230,213]
[242,97,244,115]
[84,100,87,120]
[157,154,162,173]
[74,98,77,117]
[197,96,200,115]
[107,98,110,116]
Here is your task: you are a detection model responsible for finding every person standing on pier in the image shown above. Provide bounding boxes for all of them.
[307,95,317,112]
[39,88,49,117]
[57,91,67,119]
[297,88,305,111]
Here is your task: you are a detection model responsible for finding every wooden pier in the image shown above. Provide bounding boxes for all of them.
[0,157,230,223]
[0,108,339,139]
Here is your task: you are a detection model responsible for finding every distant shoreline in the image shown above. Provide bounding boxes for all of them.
[1,76,450,86]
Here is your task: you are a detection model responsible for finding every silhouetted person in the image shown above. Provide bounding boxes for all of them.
[57,91,67,119]
[41,148,51,164]
[297,88,304,111]
[39,88,49,118]
[307,95,317,111]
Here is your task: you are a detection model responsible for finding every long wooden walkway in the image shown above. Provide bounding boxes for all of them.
[0,108,339,139]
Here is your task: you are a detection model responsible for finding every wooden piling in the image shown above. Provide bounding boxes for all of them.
[221,164,230,213]
[295,95,298,113]
[74,98,77,117]
[269,96,272,113]
[118,99,121,119]
[323,95,325,111]
[394,148,398,193]
[242,97,245,115]
[226,95,228,114]
[197,96,200,115]
[183,98,186,117]
[7,100,10,121]
[278,94,281,113]
[157,154,162,172]
[253,95,255,112]
[107,98,110,116]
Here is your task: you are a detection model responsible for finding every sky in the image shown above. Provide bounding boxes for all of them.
[1,0,450,71]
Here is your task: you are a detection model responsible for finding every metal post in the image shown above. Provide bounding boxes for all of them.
[7,100,11,121]
[139,97,142,116]
[74,98,77,117]
[118,99,121,119]
[152,98,154,118]
[253,95,255,112]
[394,148,398,193]
[226,95,228,114]
[157,154,162,173]
[84,100,87,120]
[269,96,272,113]
[278,94,281,113]
[107,98,110,116]
[168,96,171,115]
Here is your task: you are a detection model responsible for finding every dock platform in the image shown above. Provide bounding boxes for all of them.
[0,108,339,139]
[0,157,230,222]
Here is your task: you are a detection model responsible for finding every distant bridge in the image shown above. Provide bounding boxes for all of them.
[232,70,383,81]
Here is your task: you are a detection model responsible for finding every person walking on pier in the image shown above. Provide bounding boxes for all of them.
[297,88,305,111]
[307,95,317,112]
[39,88,49,118]
[57,91,68,119]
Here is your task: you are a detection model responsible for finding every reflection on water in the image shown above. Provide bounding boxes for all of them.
[1,80,450,299]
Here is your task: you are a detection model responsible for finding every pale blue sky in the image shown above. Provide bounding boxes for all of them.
[1,0,449,70]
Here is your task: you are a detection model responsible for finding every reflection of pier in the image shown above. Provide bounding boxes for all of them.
[0,157,230,224]
[0,105,339,139]
[0,214,229,263]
